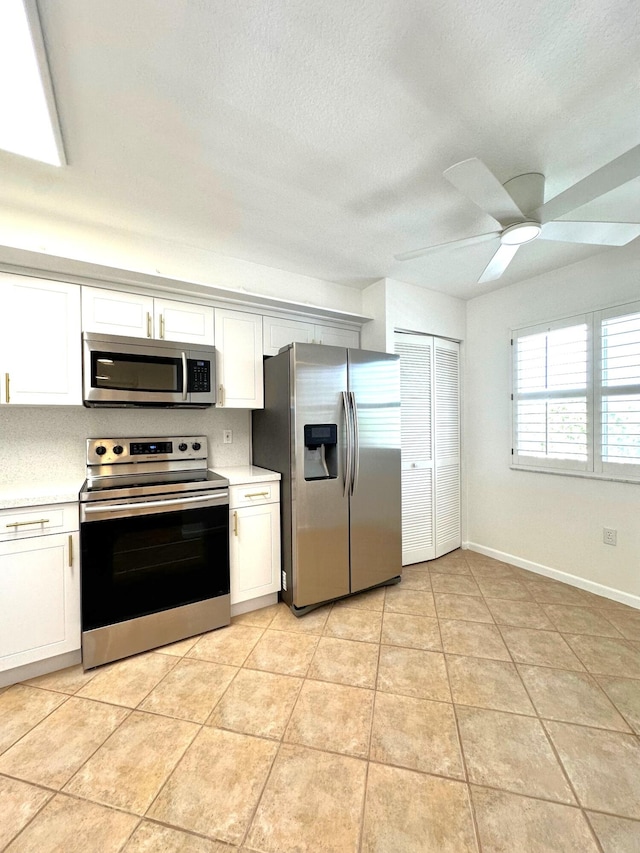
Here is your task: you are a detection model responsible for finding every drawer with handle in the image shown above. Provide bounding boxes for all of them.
[0,503,78,542]
[228,481,279,509]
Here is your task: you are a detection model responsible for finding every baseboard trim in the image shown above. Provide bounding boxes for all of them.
[231,592,279,618]
[0,649,82,689]
[462,541,640,611]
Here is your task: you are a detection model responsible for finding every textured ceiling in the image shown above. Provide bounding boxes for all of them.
[1,0,639,298]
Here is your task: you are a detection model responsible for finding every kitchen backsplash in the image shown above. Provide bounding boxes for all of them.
[0,406,251,491]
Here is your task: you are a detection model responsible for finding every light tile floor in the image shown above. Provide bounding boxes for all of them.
[2,549,640,852]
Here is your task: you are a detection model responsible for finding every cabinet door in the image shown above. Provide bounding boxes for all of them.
[1,276,82,405]
[262,316,315,356]
[215,309,263,408]
[154,298,214,345]
[0,532,80,672]
[82,286,154,338]
[315,325,360,349]
[230,504,280,605]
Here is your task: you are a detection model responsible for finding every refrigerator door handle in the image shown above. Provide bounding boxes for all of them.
[342,391,352,496]
[350,391,360,496]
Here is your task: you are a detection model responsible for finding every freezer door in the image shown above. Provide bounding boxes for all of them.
[291,344,350,608]
[348,349,402,593]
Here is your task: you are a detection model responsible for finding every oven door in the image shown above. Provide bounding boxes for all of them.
[80,490,229,633]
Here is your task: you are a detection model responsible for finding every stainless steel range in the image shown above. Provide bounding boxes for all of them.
[79,435,230,669]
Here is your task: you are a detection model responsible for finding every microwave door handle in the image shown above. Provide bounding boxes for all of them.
[181,352,188,401]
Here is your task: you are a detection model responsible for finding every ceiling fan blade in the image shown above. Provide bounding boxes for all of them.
[535,144,640,223]
[394,230,500,262]
[443,158,525,227]
[477,243,520,283]
[540,220,640,246]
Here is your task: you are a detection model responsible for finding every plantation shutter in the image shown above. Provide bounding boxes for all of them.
[395,334,435,564]
[434,339,461,557]
[597,304,640,477]
[512,317,592,472]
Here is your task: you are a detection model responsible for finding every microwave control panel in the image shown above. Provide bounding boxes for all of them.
[187,359,211,393]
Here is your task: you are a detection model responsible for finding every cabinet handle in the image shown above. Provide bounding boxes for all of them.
[159,314,165,339]
[4,372,9,403]
[5,518,50,528]
[68,534,73,567]
[244,491,269,498]
[146,312,152,338]
[233,511,238,536]
[218,384,224,406]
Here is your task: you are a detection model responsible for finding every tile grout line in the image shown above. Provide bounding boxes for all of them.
[434,568,483,853]
[481,576,618,851]
[238,602,331,850]
[470,564,615,847]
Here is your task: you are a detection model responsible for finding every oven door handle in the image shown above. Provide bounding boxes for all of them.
[83,493,228,514]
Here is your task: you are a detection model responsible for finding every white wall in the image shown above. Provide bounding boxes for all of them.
[362,278,466,351]
[465,241,640,602]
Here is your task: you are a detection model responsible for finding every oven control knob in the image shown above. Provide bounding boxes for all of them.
[178,443,188,451]
[113,445,124,455]
[95,445,107,456]
[192,442,201,451]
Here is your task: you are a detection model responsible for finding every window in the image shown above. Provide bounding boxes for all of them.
[512,301,640,482]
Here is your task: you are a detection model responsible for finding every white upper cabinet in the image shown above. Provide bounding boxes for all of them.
[0,275,82,406]
[262,317,315,355]
[316,325,360,349]
[262,316,359,355]
[215,308,263,409]
[81,287,154,338]
[82,287,214,345]
[150,297,214,345]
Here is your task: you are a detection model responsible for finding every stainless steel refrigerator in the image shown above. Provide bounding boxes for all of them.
[252,342,401,614]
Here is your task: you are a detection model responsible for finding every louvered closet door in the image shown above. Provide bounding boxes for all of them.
[434,338,461,557]
[395,333,461,565]
[395,334,436,564]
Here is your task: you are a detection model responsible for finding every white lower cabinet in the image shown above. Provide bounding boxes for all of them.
[229,482,280,605]
[0,504,80,674]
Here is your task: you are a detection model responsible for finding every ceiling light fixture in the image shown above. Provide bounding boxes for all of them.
[0,0,66,166]
[500,221,542,245]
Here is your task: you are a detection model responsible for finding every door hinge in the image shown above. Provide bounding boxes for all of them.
[511,448,514,455]
[510,338,513,346]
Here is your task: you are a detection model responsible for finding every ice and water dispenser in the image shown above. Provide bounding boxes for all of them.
[303,424,338,480]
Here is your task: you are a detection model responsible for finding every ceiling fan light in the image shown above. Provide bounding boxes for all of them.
[500,221,542,245]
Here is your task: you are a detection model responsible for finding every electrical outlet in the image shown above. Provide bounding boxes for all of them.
[603,527,617,546]
[223,429,233,444]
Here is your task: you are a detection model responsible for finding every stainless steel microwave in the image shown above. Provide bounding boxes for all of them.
[82,332,216,408]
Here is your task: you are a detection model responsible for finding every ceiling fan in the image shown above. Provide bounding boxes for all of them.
[395,145,640,282]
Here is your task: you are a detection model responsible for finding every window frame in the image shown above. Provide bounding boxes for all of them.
[511,300,640,484]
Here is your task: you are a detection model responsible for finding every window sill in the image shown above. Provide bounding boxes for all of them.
[510,464,640,486]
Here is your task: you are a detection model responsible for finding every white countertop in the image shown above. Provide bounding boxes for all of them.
[210,465,281,485]
[0,486,81,511]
